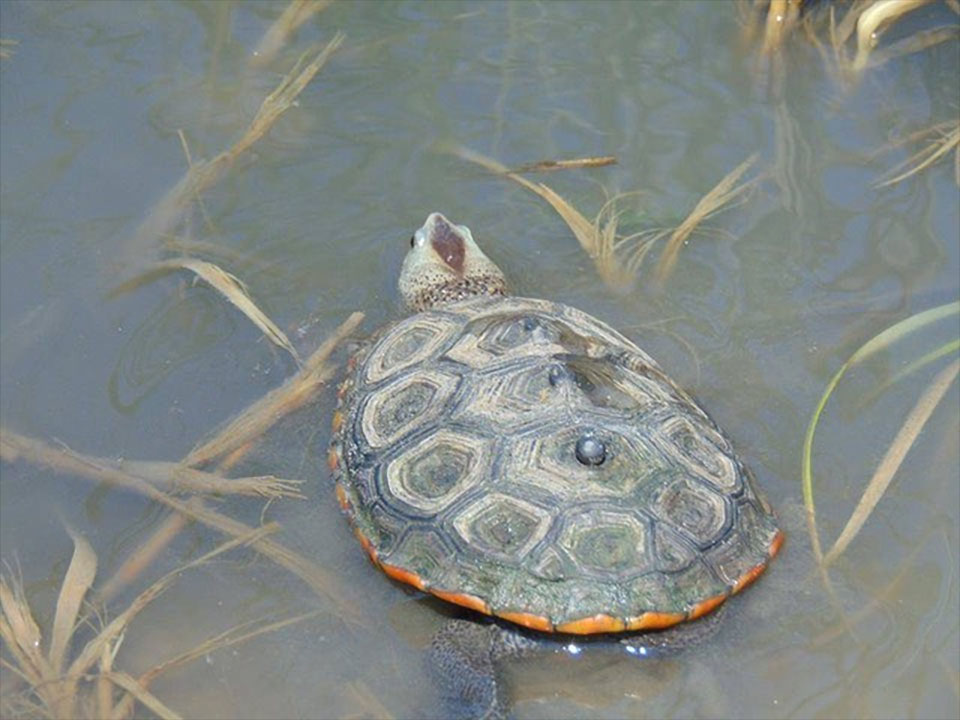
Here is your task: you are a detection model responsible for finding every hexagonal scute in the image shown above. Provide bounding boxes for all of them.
[444,313,571,369]
[507,423,667,501]
[363,314,461,384]
[359,370,459,449]
[652,476,731,549]
[453,360,572,432]
[559,507,652,580]
[382,429,491,516]
[452,492,553,563]
[380,527,453,584]
[652,413,740,491]
[704,500,781,587]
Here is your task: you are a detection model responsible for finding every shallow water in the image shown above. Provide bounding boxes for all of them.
[1,1,958,719]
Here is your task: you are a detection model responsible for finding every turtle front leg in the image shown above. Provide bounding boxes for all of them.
[428,607,726,719]
[428,619,542,720]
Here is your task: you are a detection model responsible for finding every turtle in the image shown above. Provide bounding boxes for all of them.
[328,212,783,718]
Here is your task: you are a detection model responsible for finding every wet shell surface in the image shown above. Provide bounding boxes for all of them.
[330,296,782,634]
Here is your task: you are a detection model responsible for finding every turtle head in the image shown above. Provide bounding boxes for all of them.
[399,213,508,311]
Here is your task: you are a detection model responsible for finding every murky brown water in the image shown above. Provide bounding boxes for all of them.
[1,2,958,718]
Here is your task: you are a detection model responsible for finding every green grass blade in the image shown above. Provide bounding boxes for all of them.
[860,338,960,407]
[802,301,960,565]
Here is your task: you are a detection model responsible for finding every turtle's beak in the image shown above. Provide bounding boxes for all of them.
[427,213,466,275]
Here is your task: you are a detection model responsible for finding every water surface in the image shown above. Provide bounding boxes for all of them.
[1,2,958,718]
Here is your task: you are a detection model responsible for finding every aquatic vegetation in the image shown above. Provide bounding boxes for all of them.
[744,0,958,73]
[803,301,960,569]
[251,0,332,68]
[112,259,304,366]
[0,429,361,623]
[651,154,760,287]
[0,523,318,720]
[445,143,761,291]
[128,33,345,270]
[874,121,960,188]
[0,38,17,60]
[183,311,364,468]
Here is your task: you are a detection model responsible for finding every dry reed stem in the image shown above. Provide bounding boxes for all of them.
[342,680,396,720]
[812,525,943,646]
[48,528,97,678]
[761,0,801,54]
[653,153,759,287]
[444,144,634,288]
[0,577,48,690]
[508,156,618,173]
[96,512,189,604]
[834,0,876,47]
[105,672,181,720]
[876,123,960,188]
[144,612,320,686]
[865,24,960,68]
[129,33,343,263]
[251,0,332,67]
[823,358,959,566]
[97,643,115,720]
[853,0,933,71]
[0,430,360,621]
[68,524,280,684]
[234,34,344,158]
[109,610,323,720]
[0,38,18,60]
[0,431,300,500]
[183,310,364,467]
[112,259,302,366]
[132,460,304,498]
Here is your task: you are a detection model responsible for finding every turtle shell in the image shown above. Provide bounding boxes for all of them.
[330,296,782,635]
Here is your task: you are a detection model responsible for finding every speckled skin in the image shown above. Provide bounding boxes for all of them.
[329,213,782,718]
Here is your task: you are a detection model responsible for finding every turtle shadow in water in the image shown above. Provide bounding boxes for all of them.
[428,605,727,720]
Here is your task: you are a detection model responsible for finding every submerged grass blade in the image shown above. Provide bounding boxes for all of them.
[97,639,116,720]
[112,611,322,719]
[813,523,946,646]
[142,611,320,688]
[252,0,333,67]
[443,143,634,288]
[106,671,182,720]
[823,358,959,566]
[68,525,279,683]
[0,577,48,688]
[508,156,617,173]
[48,527,97,676]
[113,259,302,366]
[853,0,933,71]
[0,430,362,623]
[653,153,759,287]
[444,143,601,252]
[859,338,960,408]
[97,513,188,604]
[0,431,299,500]
[876,124,960,188]
[864,25,960,69]
[802,301,960,565]
[129,460,304,498]
[235,33,344,158]
[128,33,343,266]
[183,311,364,467]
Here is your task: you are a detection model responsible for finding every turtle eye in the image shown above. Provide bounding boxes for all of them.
[409,235,416,248]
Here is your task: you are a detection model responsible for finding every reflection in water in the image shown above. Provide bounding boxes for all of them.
[108,291,232,413]
[0,1,957,719]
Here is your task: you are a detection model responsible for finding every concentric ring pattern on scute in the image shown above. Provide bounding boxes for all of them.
[331,296,782,633]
